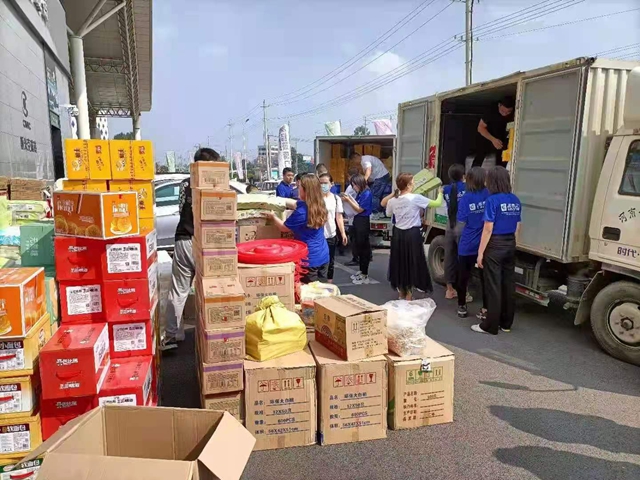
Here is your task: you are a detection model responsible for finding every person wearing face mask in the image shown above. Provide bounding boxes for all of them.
[382,172,443,300]
[341,174,373,285]
[319,173,347,283]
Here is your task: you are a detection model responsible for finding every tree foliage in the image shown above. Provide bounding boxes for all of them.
[353,125,370,136]
[113,132,134,140]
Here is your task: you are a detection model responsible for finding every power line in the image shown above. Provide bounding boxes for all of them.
[613,51,640,61]
[594,43,640,57]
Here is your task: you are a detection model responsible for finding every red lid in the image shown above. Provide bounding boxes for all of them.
[237,239,308,264]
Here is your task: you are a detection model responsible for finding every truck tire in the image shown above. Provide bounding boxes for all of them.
[590,281,640,366]
[427,235,446,286]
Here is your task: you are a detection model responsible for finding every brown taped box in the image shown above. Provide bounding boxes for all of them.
[196,330,243,395]
[23,405,255,480]
[192,188,236,221]
[309,340,387,446]
[244,348,317,451]
[194,221,236,249]
[195,276,245,330]
[197,325,245,364]
[236,224,292,243]
[237,262,295,314]
[314,295,388,361]
[386,336,455,430]
[201,392,244,423]
[190,161,230,190]
[193,240,238,279]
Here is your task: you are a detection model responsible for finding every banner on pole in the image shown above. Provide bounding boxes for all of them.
[233,152,244,180]
[166,151,176,172]
[277,124,292,174]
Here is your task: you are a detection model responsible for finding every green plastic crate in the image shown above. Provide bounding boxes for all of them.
[19,221,54,267]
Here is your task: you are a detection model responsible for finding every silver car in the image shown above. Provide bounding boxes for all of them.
[155,176,248,249]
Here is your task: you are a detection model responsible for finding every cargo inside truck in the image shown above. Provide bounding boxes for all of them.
[437,83,517,182]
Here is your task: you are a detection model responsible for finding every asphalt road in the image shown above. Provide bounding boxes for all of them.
[161,249,640,480]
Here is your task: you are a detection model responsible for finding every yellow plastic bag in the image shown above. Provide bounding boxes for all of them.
[245,296,307,362]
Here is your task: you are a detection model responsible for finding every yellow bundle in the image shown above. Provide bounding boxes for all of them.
[245,296,307,362]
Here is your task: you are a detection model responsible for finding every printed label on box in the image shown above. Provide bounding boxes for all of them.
[106,243,142,273]
[99,394,137,406]
[0,384,22,414]
[0,342,25,371]
[205,304,243,327]
[203,201,233,218]
[66,285,102,315]
[93,326,109,373]
[205,370,241,392]
[205,230,234,245]
[0,424,30,454]
[113,323,147,352]
[148,262,158,300]
[0,458,41,480]
[146,230,157,257]
[143,363,152,405]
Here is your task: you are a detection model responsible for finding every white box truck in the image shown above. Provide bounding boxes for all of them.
[395,57,640,365]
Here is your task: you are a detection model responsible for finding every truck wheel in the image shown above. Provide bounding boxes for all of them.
[427,235,446,286]
[590,281,640,366]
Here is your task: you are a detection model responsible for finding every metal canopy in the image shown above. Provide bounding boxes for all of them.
[63,0,152,118]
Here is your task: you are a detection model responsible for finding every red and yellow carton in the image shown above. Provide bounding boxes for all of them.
[100,230,157,281]
[190,161,229,190]
[98,356,152,407]
[109,180,155,219]
[54,237,102,282]
[62,180,108,192]
[0,267,46,338]
[39,323,110,399]
[0,413,42,459]
[53,191,139,239]
[139,218,155,235]
[0,314,51,378]
[103,277,157,323]
[87,139,112,179]
[131,140,155,180]
[40,395,97,440]
[108,315,154,359]
[59,281,104,324]
[64,139,90,180]
[0,375,38,418]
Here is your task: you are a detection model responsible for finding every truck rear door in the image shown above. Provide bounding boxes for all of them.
[512,67,585,260]
[396,100,429,179]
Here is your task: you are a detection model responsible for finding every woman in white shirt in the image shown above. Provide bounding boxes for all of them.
[383,172,444,300]
[319,173,347,283]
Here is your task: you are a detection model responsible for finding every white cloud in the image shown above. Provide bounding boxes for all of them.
[198,43,229,58]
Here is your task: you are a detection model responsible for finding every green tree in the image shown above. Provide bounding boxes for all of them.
[291,147,309,174]
[113,132,134,140]
[353,125,370,136]
[156,163,169,174]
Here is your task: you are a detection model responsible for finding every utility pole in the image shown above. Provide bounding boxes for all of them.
[262,100,271,180]
[363,115,368,133]
[464,0,474,86]
[227,119,234,175]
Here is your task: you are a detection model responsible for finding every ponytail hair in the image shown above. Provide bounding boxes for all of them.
[447,164,465,229]
[393,188,401,198]
[394,172,413,199]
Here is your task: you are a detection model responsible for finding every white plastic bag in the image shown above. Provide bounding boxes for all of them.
[383,298,436,356]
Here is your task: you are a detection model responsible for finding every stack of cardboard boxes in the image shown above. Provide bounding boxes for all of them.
[0,267,51,463]
[190,161,247,421]
[36,140,161,441]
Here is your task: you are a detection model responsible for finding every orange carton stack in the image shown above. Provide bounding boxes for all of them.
[191,161,245,422]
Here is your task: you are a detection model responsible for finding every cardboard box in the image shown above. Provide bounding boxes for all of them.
[139,217,155,235]
[363,144,382,158]
[98,356,152,407]
[387,336,455,430]
[45,276,59,325]
[314,295,388,361]
[130,141,155,180]
[53,191,140,239]
[108,140,133,180]
[101,230,157,280]
[0,375,37,418]
[309,340,387,445]
[109,180,155,219]
[59,281,105,324]
[197,331,243,395]
[62,180,108,192]
[244,348,317,451]
[198,326,245,364]
[201,392,244,423]
[103,276,157,323]
[238,262,295,314]
[24,405,255,480]
[195,276,245,330]
[190,161,230,190]
[0,314,51,378]
[0,267,46,338]
[87,139,112,180]
[194,244,238,279]
[0,413,42,459]
[192,188,236,221]
[40,323,110,399]
[64,139,90,180]
[194,221,236,249]
[54,237,102,281]
[41,395,97,441]
[236,224,292,243]
[20,221,54,267]
[0,456,43,478]
[108,318,153,358]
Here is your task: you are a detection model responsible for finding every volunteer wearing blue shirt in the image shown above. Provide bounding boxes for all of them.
[340,174,373,284]
[443,164,466,301]
[474,166,522,335]
[267,174,329,283]
[275,168,298,199]
[454,167,489,319]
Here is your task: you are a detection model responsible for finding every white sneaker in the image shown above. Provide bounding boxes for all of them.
[350,271,362,280]
[471,324,490,334]
[352,274,371,285]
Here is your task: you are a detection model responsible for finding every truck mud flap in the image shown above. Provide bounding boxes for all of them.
[574,271,609,326]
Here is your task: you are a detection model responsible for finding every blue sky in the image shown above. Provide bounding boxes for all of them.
[110,0,640,163]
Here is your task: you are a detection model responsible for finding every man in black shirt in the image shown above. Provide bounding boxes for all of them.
[472,96,515,168]
[163,147,220,351]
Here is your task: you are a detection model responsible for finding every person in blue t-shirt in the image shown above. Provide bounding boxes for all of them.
[442,164,466,300]
[474,166,521,335]
[454,167,489,319]
[340,174,373,284]
[267,174,329,283]
[275,167,298,199]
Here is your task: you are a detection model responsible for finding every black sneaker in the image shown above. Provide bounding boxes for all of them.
[457,305,468,318]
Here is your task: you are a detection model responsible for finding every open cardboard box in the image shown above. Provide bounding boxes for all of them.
[23,405,256,480]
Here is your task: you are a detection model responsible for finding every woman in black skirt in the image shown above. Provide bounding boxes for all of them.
[383,172,444,300]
